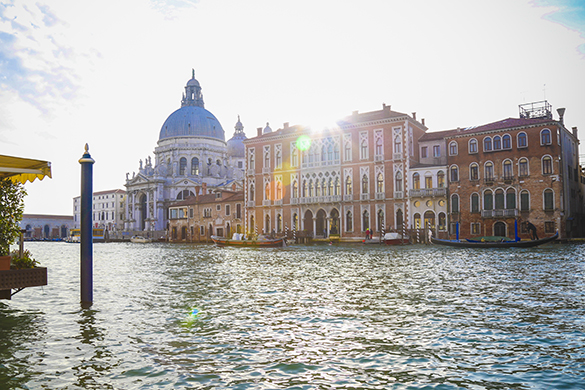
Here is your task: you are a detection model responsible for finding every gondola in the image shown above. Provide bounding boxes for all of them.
[211,234,285,248]
[430,231,558,248]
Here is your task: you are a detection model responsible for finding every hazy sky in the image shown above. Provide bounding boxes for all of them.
[2,0,584,215]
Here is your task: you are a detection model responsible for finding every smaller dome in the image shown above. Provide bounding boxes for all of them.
[187,78,200,87]
[227,116,247,158]
[263,122,272,134]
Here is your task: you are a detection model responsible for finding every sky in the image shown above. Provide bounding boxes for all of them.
[1,0,584,215]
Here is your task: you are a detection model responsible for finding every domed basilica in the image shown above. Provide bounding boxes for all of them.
[124,70,246,232]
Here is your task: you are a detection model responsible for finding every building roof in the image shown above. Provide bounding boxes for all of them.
[170,190,243,207]
[419,128,462,141]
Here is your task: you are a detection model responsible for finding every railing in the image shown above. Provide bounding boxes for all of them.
[393,152,402,161]
[481,209,519,218]
[262,199,271,206]
[408,188,447,198]
[246,169,255,176]
[375,192,385,200]
[262,167,271,174]
[274,199,283,206]
[360,193,370,201]
[394,191,403,199]
[374,154,384,163]
[343,194,353,202]
[247,201,255,207]
[291,198,298,204]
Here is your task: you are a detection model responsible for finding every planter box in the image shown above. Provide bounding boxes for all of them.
[0,267,47,290]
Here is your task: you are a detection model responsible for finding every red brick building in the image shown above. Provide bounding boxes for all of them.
[444,102,582,239]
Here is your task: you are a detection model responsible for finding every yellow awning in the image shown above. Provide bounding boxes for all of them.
[0,155,52,184]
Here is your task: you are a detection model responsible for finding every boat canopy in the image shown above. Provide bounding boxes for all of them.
[0,155,52,184]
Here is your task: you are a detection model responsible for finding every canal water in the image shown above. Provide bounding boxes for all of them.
[1,242,584,389]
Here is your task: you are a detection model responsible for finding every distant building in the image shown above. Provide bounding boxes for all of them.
[21,214,75,240]
[167,185,244,242]
[73,189,126,230]
[123,70,245,234]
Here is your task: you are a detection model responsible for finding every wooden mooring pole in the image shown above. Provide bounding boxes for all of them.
[79,144,95,308]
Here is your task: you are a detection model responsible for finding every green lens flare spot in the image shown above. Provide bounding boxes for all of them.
[296,135,311,151]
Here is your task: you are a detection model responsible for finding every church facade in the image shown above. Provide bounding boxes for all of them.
[124,71,246,233]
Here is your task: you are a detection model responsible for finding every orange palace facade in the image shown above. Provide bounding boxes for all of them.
[243,104,428,241]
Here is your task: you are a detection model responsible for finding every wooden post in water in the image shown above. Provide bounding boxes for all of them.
[79,144,95,308]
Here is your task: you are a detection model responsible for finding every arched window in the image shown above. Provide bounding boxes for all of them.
[470,163,479,181]
[249,184,255,201]
[275,150,282,168]
[377,209,385,232]
[277,214,282,233]
[292,181,298,198]
[502,134,511,149]
[346,210,353,232]
[362,210,369,231]
[413,172,420,190]
[179,157,187,175]
[450,166,459,182]
[276,182,282,200]
[449,141,458,156]
[541,129,551,145]
[345,176,352,195]
[485,162,494,181]
[396,208,404,228]
[376,173,384,193]
[542,156,553,174]
[375,137,383,156]
[544,189,554,210]
[395,172,403,192]
[484,137,492,151]
[471,193,479,213]
[469,138,478,154]
[424,174,432,189]
[308,179,313,197]
[493,136,501,150]
[451,194,459,213]
[191,157,199,175]
[321,145,327,162]
[315,179,321,197]
[517,132,527,148]
[361,174,368,194]
[519,158,529,176]
[495,189,505,209]
[437,171,445,188]
[328,178,334,196]
[503,160,513,180]
[483,190,493,210]
[293,213,299,230]
[438,212,446,230]
[328,144,333,161]
[394,135,402,154]
[506,189,516,209]
[360,139,368,159]
[302,179,307,197]
[334,143,340,161]
[413,213,421,229]
[265,183,270,200]
[265,214,270,233]
[334,177,340,195]
[520,190,530,211]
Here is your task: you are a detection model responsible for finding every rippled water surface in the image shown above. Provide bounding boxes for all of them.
[1,242,584,389]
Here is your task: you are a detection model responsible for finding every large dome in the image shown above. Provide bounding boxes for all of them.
[159,106,225,141]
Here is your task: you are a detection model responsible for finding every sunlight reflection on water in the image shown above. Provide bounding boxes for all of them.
[1,242,584,389]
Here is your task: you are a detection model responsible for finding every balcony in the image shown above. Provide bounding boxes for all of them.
[247,201,255,207]
[275,199,283,206]
[262,167,271,174]
[360,193,370,201]
[375,192,385,200]
[343,194,353,202]
[262,199,271,206]
[394,191,403,199]
[481,209,519,218]
[409,188,447,198]
[374,154,384,163]
[393,152,402,161]
[246,169,255,176]
[291,198,299,204]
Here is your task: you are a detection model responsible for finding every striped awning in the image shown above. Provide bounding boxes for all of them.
[0,155,52,184]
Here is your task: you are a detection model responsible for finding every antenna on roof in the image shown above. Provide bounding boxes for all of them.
[543,84,546,101]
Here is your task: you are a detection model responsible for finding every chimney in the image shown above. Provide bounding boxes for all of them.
[194,185,201,201]
[352,110,359,116]
[412,112,417,120]
[557,107,566,125]
[257,127,262,137]
[202,182,207,194]
[572,126,578,138]
[232,182,236,191]
[422,118,425,126]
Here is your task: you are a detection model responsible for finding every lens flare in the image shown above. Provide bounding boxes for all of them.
[296,135,311,151]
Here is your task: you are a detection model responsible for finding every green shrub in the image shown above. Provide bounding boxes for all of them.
[10,249,39,269]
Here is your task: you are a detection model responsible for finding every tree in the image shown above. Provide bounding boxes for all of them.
[0,178,27,256]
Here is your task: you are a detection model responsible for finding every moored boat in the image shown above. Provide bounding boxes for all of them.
[431,231,558,248]
[130,235,152,243]
[211,234,285,248]
[383,232,409,245]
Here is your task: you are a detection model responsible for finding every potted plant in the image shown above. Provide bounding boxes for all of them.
[10,249,39,269]
[0,178,27,270]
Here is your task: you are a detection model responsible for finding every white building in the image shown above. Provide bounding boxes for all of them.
[73,189,126,230]
[124,70,246,232]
